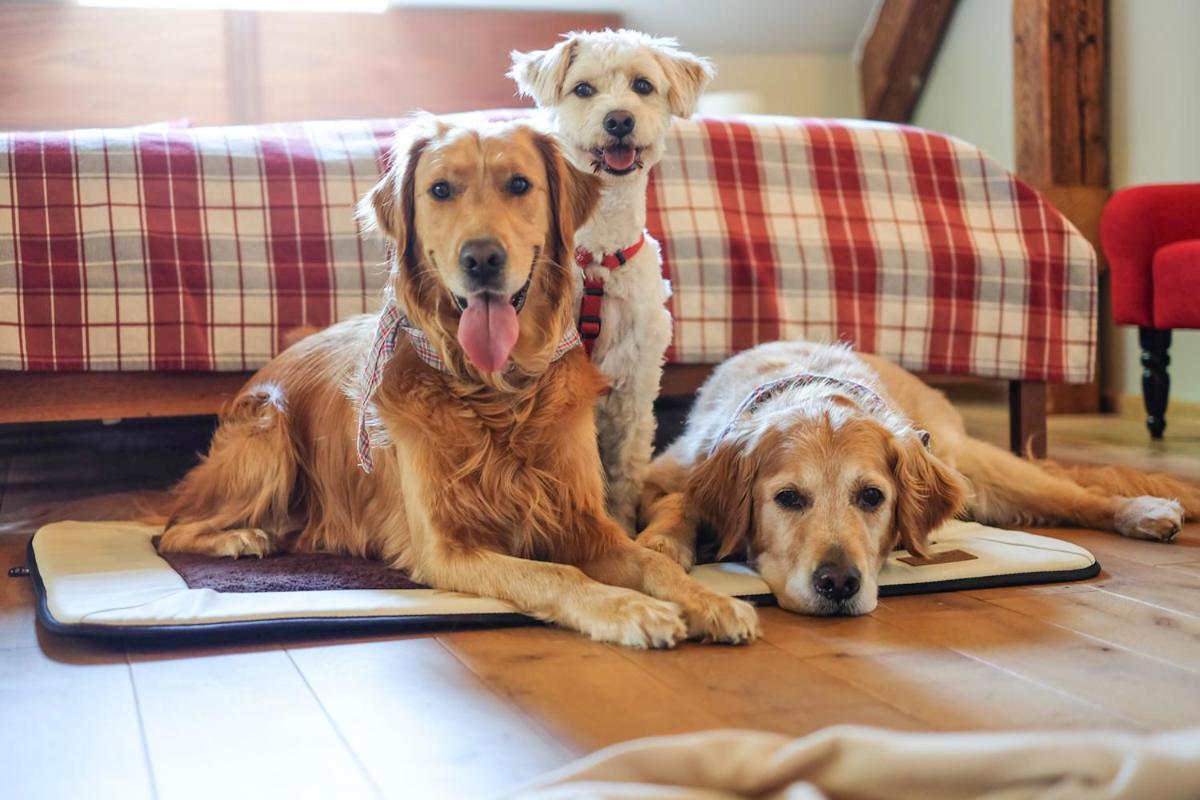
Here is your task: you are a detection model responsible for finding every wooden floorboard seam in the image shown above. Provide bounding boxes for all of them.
[283,648,388,800]
[124,646,163,800]
[431,634,588,758]
[969,587,1200,678]
[862,609,1150,730]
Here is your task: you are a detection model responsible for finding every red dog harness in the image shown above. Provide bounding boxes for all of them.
[575,231,647,356]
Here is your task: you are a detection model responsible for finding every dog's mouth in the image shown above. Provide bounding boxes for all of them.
[451,248,538,373]
[452,270,532,314]
[590,143,645,176]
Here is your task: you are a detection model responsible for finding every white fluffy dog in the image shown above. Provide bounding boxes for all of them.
[510,30,715,531]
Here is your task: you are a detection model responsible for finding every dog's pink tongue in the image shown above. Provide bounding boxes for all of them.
[457,294,519,373]
[603,144,637,171]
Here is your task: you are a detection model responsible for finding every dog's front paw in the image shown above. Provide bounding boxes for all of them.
[682,594,759,645]
[580,591,686,649]
[638,532,696,571]
[1115,496,1184,542]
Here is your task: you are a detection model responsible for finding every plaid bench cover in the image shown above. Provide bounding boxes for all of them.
[0,113,1096,381]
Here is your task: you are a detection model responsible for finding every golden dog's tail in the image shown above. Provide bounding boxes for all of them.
[155,383,298,554]
[1036,460,1200,518]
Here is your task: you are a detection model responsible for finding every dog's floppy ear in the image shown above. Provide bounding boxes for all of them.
[890,431,968,558]
[357,119,436,264]
[685,440,759,560]
[649,37,716,118]
[509,36,580,108]
[532,131,602,265]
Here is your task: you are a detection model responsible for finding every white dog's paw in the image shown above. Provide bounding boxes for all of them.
[210,528,277,559]
[580,591,686,649]
[638,532,696,571]
[1115,496,1184,542]
[683,594,760,645]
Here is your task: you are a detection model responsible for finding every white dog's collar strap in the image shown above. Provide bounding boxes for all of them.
[707,372,926,456]
[575,231,648,357]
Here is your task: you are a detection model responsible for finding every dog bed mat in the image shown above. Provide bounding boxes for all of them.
[27,519,1100,638]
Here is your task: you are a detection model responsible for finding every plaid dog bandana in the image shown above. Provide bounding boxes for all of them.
[707,372,927,457]
[355,296,583,472]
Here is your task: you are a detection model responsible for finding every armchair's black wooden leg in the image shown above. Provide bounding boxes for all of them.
[1009,380,1047,458]
[1139,327,1172,440]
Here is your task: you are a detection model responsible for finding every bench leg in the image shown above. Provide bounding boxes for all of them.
[1139,327,1171,440]
[1009,380,1047,458]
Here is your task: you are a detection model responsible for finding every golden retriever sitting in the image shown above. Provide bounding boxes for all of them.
[639,340,1199,616]
[157,117,757,647]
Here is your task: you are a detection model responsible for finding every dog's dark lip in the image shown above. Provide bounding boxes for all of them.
[453,247,538,313]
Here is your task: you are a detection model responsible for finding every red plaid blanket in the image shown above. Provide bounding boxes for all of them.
[0,114,1096,382]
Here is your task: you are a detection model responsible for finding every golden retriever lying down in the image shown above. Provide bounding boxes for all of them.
[639,340,1200,616]
[157,117,757,647]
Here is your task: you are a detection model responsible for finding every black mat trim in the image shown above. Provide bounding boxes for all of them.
[25,537,1100,641]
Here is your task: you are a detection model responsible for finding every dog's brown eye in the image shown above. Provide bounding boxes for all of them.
[632,77,654,95]
[857,487,885,511]
[430,181,453,200]
[774,489,809,511]
[507,175,530,195]
[573,82,596,98]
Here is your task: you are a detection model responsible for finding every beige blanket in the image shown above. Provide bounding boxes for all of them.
[514,726,1200,800]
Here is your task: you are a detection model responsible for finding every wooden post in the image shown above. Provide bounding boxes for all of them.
[1010,380,1048,458]
[1013,0,1108,415]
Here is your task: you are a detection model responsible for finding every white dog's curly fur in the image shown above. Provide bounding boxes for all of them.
[510,29,715,531]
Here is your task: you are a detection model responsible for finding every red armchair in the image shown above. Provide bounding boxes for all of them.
[1100,184,1200,439]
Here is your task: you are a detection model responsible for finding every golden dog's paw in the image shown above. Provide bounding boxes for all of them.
[207,528,277,559]
[683,594,760,645]
[581,592,687,649]
[1115,496,1184,542]
[638,532,696,571]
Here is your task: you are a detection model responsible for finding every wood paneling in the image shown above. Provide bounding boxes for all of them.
[0,6,230,129]
[859,0,960,122]
[257,9,620,121]
[0,5,620,130]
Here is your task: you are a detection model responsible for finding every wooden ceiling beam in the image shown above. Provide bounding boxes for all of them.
[860,0,960,122]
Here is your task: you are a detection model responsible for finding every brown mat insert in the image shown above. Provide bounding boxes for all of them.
[160,552,425,593]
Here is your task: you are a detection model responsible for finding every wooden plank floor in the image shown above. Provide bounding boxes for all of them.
[1,404,1198,799]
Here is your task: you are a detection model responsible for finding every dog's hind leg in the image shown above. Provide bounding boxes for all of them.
[1035,461,1200,519]
[955,438,1184,542]
[596,384,658,534]
[157,384,298,558]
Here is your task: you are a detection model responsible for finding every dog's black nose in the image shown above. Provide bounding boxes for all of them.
[604,110,636,138]
[813,563,861,602]
[459,239,506,287]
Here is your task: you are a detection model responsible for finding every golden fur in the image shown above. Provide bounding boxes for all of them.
[158,118,757,647]
[639,340,1197,616]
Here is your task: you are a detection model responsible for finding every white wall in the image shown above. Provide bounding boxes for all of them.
[1110,0,1200,405]
[911,0,1014,171]
[703,53,860,118]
